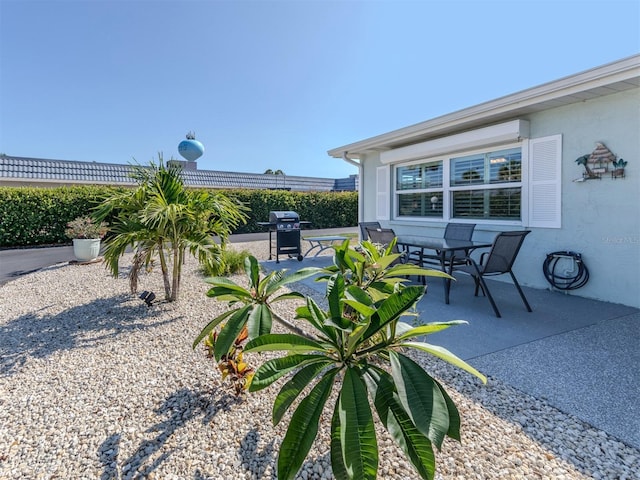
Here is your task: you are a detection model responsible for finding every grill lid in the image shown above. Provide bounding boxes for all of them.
[269,210,299,223]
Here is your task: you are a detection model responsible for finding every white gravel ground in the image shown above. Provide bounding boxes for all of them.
[1,240,638,479]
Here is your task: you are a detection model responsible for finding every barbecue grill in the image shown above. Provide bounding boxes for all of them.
[258,211,310,263]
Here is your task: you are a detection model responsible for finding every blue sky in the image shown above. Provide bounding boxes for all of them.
[1,0,638,179]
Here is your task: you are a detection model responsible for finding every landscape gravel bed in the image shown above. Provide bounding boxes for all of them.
[1,240,638,479]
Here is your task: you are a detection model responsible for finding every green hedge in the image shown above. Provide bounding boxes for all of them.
[0,186,357,248]
[222,189,358,233]
[0,186,120,247]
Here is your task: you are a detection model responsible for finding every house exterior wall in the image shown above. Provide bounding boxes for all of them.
[524,89,639,308]
[359,88,639,308]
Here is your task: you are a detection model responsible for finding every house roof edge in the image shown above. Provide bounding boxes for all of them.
[328,54,640,159]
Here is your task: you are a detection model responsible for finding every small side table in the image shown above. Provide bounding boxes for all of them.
[303,236,348,257]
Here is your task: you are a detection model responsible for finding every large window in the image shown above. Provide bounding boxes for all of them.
[450,147,522,220]
[396,162,443,217]
[395,147,522,221]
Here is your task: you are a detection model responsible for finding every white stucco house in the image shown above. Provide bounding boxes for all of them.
[328,54,639,308]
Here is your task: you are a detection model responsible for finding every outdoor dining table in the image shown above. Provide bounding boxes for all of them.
[396,235,493,305]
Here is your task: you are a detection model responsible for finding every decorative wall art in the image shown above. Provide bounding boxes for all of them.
[574,142,627,182]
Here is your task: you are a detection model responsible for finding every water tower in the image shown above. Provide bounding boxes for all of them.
[178,131,204,162]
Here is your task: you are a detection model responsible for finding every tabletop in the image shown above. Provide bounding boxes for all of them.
[396,235,492,251]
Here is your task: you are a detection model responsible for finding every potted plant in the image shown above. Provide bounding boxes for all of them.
[65,216,108,262]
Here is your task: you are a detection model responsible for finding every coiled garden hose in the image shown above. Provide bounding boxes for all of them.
[543,251,590,290]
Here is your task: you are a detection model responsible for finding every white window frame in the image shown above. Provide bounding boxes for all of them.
[394,141,525,226]
[394,159,446,219]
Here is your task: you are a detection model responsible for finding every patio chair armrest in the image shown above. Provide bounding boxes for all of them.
[460,256,483,275]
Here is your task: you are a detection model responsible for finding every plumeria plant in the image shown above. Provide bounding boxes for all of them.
[195,239,486,480]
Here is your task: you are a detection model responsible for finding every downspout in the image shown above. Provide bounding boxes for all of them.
[342,151,363,223]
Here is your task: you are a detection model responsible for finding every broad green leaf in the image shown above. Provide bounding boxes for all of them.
[370,253,404,270]
[362,366,436,480]
[333,368,378,479]
[247,303,272,339]
[433,377,461,441]
[385,264,452,279]
[213,304,253,361]
[330,399,350,480]
[354,260,365,284]
[366,282,398,303]
[293,305,314,326]
[333,244,357,272]
[394,321,413,338]
[295,304,339,347]
[344,245,366,263]
[249,354,329,392]
[192,308,236,349]
[273,360,334,425]
[264,268,323,295]
[389,351,450,450]
[362,286,424,340]
[244,333,329,354]
[400,341,487,384]
[358,240,380,257]
[203,276,243,288]
[258,270,283,297]
[325,317,356,334]
[301,297,339,345]
[269,291,306,303]
[244,255,260,289]
[206,284,252,300]
[341,299,376,318]
[344,285,373,307]
[369,280,403,293]
[396,321,468,341]
[345,319,372,357]
[327,273,350,328]
[277,368,339,480]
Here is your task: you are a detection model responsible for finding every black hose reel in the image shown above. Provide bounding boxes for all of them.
[543,251,590,290]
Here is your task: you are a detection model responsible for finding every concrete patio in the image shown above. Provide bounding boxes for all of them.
[261,253,640,450]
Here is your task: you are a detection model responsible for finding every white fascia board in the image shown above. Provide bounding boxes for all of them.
[379,119,530,164]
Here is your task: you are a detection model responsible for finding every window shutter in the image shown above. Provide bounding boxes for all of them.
[376,165,390,220]
[528,135,562,228]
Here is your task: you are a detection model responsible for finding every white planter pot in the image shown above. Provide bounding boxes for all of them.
[72,238,101,262]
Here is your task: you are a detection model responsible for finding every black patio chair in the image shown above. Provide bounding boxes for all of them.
[455,230,532,318]
[365,227,405,265]
[359,221,381,241]
[417,222,477,268]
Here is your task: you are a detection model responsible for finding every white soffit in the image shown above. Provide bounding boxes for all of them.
[379,119,530,164]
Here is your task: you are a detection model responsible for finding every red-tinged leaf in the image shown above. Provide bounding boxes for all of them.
[213,305,253,362]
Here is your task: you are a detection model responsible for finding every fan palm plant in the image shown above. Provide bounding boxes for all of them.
[94,156,248,301]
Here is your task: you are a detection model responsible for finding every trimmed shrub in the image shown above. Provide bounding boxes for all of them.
[0,186,119,247]
[0,186,358,248]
